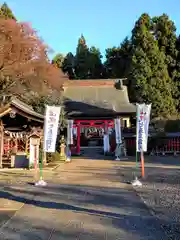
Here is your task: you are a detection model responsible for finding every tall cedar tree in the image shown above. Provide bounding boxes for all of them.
[152,14,177,75]
[174,36,180,111]
[88,46,103,79]
[152,14,178,107]
[61,52,75,79]
[129,13,176,117]
[74,35,90,79]
[57,39,103,79]
[0,3,16,20]
[105,37,132,78]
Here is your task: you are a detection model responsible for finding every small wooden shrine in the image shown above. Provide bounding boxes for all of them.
[0,97,44,168]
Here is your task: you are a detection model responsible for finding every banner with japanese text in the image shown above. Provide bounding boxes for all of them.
[114,118,122,144]
[67,120,74,145]
[44,106,61,153]
[103,134,110,152]
[136,104,151,152]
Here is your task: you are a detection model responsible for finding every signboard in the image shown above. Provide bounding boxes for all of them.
[44,106,61,153]
[85,127,104,138]
[114,118,122,144]
[136,104,151,152]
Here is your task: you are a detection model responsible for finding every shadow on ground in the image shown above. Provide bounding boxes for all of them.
[1,184,144,215]
[1,157,179,239]
[0,183,169,240]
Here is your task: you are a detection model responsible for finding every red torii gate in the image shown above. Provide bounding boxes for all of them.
[73,119,114,155]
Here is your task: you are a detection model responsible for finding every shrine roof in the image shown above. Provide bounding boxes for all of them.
[63,79,136,118]
[0,97,44,122]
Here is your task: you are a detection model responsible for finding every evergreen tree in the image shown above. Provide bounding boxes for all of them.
[74,34,90,79]
[104,37,131,78]
[129,13,176,117]
[52,53,65,69]
[0,2,16,20]
[88,46,103,79]
[62,52,75,79]
[152,14,179,112]
[173,36,180,111]
[152,14,177,71]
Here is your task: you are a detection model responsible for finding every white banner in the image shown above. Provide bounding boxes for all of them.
[44,106,61,153]
[136,103,151,152]
[114,118,122,144]
[67,120,73,145]
[103,134,110,152]
[73,127,77,137]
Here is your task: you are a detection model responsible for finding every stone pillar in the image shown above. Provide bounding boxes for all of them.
[60,136,66,161]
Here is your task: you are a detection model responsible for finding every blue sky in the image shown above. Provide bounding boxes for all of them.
[2,0,180,59]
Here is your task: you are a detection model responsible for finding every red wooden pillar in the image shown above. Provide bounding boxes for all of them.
[77,122,81,155]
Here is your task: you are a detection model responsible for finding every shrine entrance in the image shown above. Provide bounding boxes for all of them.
[72,119,114,155]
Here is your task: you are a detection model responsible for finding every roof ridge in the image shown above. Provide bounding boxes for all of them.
[63,79,127,87]
[11,97,44,119]
[11,97,34,110]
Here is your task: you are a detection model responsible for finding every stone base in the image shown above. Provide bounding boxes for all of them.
[35,179,47,186]
[65,157,71,163]
[115,156,128,161]
[131,177,142,187]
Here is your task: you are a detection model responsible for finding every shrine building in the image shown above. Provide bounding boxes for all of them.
[0,97,44,168]
[62,79,136,155]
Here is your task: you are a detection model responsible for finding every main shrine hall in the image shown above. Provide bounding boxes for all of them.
[62,79,136,155]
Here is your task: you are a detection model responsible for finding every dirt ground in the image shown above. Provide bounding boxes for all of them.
[0,158,170,240]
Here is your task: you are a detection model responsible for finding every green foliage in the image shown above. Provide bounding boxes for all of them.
[56,35,104,79]
[2,5,180,120]
[74,34,90,79]
[50,13,180,119]
[30,95,62,114]
[104,38,131,78]
[88,46,103,79]
[62,52,75,79]
[0,3,16,20]
[52,53,65,69]
[129,13,176,117]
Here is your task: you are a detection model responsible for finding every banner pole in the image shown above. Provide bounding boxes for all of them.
[141,151,145,178]
[135,149,138,176]
[35,105,61,187]
[132,104,142,186]
[39,145,43,180]
[135,105,140,179]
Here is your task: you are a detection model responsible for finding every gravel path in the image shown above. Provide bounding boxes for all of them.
[118,162,180,240]
[137,168,180,240]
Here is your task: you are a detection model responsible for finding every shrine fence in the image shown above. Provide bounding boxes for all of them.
[125,136,180,156]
